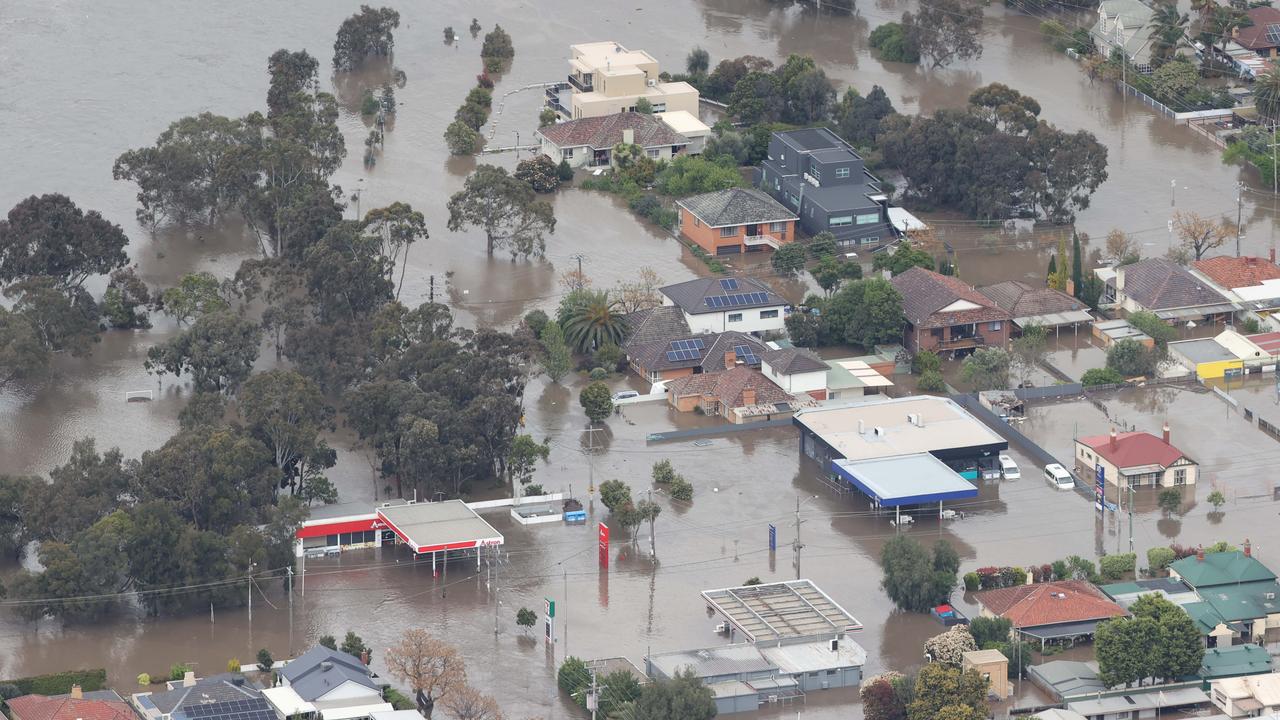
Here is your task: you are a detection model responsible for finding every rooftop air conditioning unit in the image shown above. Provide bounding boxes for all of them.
[873,426,885,436]
[829,638,839,651]
[907,413,920,426]
[715,622,729,634]
[1268,592,1276,600]
[647,78,657,87]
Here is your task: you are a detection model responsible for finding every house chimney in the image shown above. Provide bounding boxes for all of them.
[1245,538,1252,557]
[622,128,634,145]
[742,386,757,407]
[1197,545,1205,562]
[1110,427,1118,452]
[1162,422,1170,445]
[1271,247,1276,264]
[858,419,865,434]
[725,351,736,370]
[361,649,369,666]
[70,685,83,699]
[183,671,196,687]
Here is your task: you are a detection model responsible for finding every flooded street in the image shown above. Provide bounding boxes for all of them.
[5,0,1280,717]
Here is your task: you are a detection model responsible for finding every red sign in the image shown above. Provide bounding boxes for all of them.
[599,522,610,569]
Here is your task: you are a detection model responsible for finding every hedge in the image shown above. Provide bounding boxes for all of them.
[3,669,108,697]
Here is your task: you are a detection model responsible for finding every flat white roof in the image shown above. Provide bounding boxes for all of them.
[319,702,395,720]
[655,110,710,135]
[760,638,867,674]
[261,687,316,718]
[793,396,1005,461]
[888,207,928,232]
[701,580,863,643]
[569,41,658,72]
[377,500,504,554]
[833,453,978,507]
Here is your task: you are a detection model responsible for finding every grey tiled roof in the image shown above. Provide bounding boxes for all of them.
[628,331,767,373]
[280,646,378,702]
[659,276,784,316]
[761,348,828,375]
[676,188,796,228]
[622,306,691,348]
[147,675,261,715]
[977,281,1085,318]
[536,112,687,150]
[1118,257,1229,310]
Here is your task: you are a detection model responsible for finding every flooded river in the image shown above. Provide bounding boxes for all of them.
[4,0,1280,717]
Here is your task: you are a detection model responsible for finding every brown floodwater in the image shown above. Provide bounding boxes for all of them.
[6,0,1280,717]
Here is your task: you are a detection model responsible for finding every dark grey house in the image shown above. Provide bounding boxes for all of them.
[755,127,895,250]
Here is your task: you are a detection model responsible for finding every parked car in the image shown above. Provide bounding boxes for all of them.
[1044,463,1074,490]
[999,454,1020,480]
[611,390,639,401]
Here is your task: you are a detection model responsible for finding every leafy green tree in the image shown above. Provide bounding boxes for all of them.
[257,648,274,672]
[1106,338,1158,377]
[363,202,428,299]
[1208,489,1226,510]
[821,277,906,349]
[811,256,863,295]
[960,347,1011,390]
[447,165,556,258]
[686,47,711,75]
[515,156,562,194]
[332,6,400,70]
[145,311,263,393]
[102,267,152,329]
[507,434,550,488]
[834,86,898,148]
[598,479,632,512]
[1125,311,1176,349]
[1011,324,1048,386]
[703,130,751,165]
[807,232,839,260]
[669,477,694,502]
[1071,232,1084,295]
[1158,488,1182,516]
[539,320,571,382]
[913,349,942,375]
[873,242,935,276]
[902,0,984,69]
[301,221,395,323]
[1082,367,1124,386]
[0,193,130,289]
[560,290,626,353]
[0,307,50,388]
[654,155,745,195]
[6,278,99,356]
[862,675,909,720]
[161,272,230,325]
[652,460,676,485]
[968,616,1012,647]
[340,631,372,662]
[728,70,784,124]
[907,664,987,720]
[869,23,921,63]
[319,634,337,650]
[1147,546,1176,573]
[630,668,715,720]
[444,120,482,155]
[515,607,537,634]
[775,54,837,124]
[918,369,946,392]
[480,25,515,62]
[771,243,807,276]
[580,381,614,423]
[881,536,957,612]
[1147,5,1189,65]
[238,370,335,500]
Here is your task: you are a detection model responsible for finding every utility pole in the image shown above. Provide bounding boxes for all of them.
[491,546,500,637]
[793,496,806,581]
[587,667,599,720]
[563,568,569,660]
[287,566,294,655]
[646,489,657,560]
[1171,178,1176,208]
[428,274,435,303]
[1128,484,1135,554]
[569,253,586,290]
[1238,183,1245,257]
[583,426,604,496]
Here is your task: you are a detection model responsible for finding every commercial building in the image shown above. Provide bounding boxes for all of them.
[535,113,687,169]
[644,580,866,714]
[659,277,788,335]
[1169,336,1247,380]
[1200,645,1274,685]
[892,267,1012,355]
[1073,425,1198,488]
[550,41,700,119]
[974,580,1128,649]
[676,187,798,256]
[755,127,894,249]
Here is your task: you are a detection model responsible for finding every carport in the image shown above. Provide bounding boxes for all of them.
[831,453,978,523]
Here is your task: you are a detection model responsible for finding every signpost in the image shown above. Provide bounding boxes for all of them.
[598,522,610,569]
[544,596,556,643]
[1095,463,1105,513]
[768,524,776,552]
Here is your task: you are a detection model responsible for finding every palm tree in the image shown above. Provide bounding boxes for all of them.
[1256,67,1280,123]
[1148,6,1189,64]
[561,290,626,353]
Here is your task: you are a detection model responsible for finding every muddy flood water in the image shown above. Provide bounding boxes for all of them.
[5,0,1280,718]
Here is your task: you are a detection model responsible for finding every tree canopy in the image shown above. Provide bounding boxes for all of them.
[447,165,556,259]
[0,194,130,289]
[881,536,959,612]
[333,6,401,70]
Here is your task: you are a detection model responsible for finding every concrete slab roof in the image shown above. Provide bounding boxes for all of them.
[701,580,862,643]
[376,500,503,555]
[792,396,1005,461]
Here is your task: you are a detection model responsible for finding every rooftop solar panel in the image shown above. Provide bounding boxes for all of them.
[720,278,739,290]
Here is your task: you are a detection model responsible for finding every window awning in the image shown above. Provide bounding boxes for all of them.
[1155,303,1238,320]
[1018,619,1105,639]
[1013,310,1094,328]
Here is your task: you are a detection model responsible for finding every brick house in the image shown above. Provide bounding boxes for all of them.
[891,267,1011,355]
[974,579,1128,648]
[626,331,769,384]
[676,187,798,257]
[666,365,795,423]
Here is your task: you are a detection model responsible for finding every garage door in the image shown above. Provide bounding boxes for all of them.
[716,244,741,255]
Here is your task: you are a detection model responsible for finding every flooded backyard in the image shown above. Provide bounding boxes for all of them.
[5,0,1280,717]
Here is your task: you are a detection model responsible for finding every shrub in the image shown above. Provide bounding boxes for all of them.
[924,625,978,666]
[361,89,380,116]
[4,670,108,696]
[1107,338,1159,377]
[1208,490,1226,509]
[1051,559,1068,581]
[444,26,455,42]
[466,86,493,109]
[256,649,273,673]
[593,342,624,371]
[669,477,694,502]
[169,664,192,681]
[652,459,676,484]
[384,687,415,711]
[743,576,762,585]
[515,155,561,193]
[476,72,494,89]
[136,674,150,687]
[523,309,550,337]
[455,101,489,130]
[1082,367,1125,386]
[481,25,515,61]
[226,658,240,673]
[0,684,20,701]
[1147,546,1176,574]
[969,616,1013,647]
[917,369,946,393]
[557,159,575,181]
[912,349,941,375]
[1158,488,1182,516]
[963,571,980,591]
[999,566,1024,587]
[1099,553,1135,581]
[525,483,545,496]
[444,120,482,155]
[869,22,920,63]
[588,367,608,381]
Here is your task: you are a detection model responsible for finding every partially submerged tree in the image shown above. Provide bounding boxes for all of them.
[333,6,401,70]
[1173,210,1235,260]
[383,628,467,719]
[903,0,984,69]
[447,165,556,259]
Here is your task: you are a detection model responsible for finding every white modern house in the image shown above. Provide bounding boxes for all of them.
[263,647,391,720]
[659,277,788,335]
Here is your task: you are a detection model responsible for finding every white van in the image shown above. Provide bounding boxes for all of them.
[611,390,640,401]
[1044,463,1074,490]
[999,455,1020,480]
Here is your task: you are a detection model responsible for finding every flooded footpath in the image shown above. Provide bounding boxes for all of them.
[4,0,1280,718]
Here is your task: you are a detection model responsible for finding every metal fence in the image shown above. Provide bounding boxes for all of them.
[1114,81,1176,119]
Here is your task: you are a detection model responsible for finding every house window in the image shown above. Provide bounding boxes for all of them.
[989,321,1002,331]
[653,103,667,112]
[562,148,574,159]
[787,193,800,207]
[836,167,851,179]
[719,226,738,237]
[811,165,822,180]
[728,313,743,323]
[1175,468,1187,485]
[861,236,878,245]
[856,213,880,225]
[830,215,854,227]
[775,178,781,191]
[825,670,838,676]
[769,222,787,233]
[693,216,701,227]
[647,148,660,159]
[761,309,779,319]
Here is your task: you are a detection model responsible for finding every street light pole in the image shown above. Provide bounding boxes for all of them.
[793,494,817,580]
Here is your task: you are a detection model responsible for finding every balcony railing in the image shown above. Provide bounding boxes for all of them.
[938,334,986,349]
[567,74,593,92]
[742,234,783,249]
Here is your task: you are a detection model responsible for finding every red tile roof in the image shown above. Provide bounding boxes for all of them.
[536,112,687,150]
[666,365,792,408]
[891,267,1010,329]
[974,580,1128,629]
[1077,431,1189,469]
[1246,331,1280,355]
[6,696,134,720]
[1192,256,1280,290]
[1236,7,1280,51]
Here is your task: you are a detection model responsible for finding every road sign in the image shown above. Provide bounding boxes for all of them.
[1095,463,1105,513]
[768,524,776,552]
[544,597,556,619]
[599,522,610,569]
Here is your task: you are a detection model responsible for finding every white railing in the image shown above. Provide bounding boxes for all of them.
[743,234,782,248]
